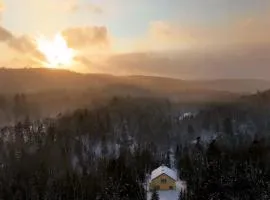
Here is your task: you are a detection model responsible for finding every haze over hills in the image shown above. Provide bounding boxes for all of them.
[0,68,269,94]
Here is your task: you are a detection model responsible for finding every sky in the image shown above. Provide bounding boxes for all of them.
[0,0,270,79]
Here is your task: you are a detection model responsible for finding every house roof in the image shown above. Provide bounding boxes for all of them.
[150,165,177,181]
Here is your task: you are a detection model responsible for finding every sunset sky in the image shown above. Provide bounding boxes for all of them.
[1,0,270,79]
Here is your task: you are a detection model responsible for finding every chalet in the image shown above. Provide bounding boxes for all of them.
[149,165,177,191]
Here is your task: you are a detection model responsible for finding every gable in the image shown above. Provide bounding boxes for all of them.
[151,173,176,183]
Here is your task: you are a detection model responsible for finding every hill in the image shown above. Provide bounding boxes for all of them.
[1,68,269,94]
[0,68,240,102]
[0,67,269,125]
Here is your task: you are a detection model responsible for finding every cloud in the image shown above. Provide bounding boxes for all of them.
[132,13,270,52]
[72,55,110,73]
[123,21,209,52]
[74,56,93,67]
[126,21,197,52]
[102,46,270,79]
[0,3,270,78]
[103,52,204,77]
[0,26,12,41]
[0,24,109,53]
[0,24,111,68]
[62,0,103,14]
[0,26,32,52]
[70,3,103,14]
[8,36,34,52]
[69,14,270,78]
[61,26,109,50]
[8,56,41,67]
[8,36,44,60]
[0,26,44,64]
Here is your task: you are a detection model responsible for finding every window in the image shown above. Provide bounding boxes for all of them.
[161,178,167,184]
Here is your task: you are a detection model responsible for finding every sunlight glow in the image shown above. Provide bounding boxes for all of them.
[36,33,75,68]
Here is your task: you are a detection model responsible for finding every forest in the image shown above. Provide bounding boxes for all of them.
[1,0,270,198]
[0,89,269,199]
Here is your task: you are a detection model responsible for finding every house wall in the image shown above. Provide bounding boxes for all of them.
[150,174,176,191]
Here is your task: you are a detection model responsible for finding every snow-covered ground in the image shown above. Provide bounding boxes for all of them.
[147,181,186,200]
[147,191,178,200]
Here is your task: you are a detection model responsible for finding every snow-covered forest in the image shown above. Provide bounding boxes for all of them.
[0,90,270,199]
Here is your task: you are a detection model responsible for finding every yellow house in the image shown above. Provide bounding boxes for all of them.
[149,165,177,191]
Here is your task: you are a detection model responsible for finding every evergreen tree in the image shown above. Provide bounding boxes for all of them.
[178,191,183,200]
[151,189,159,200]
[165,151,171,168]
[223,117,233,135]
[187,124,195,136]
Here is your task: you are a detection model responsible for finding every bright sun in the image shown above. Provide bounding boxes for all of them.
[36,33,75,68]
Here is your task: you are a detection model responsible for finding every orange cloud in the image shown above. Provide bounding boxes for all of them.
[0,24,111,69]
[0,26,12,41]
[0,26,45,65]
[61,26,109,50]
[0,25,109,54]
[0,26,33,52]
[8,56,41,67]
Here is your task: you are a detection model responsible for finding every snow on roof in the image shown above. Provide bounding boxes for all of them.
[151,165,177,181]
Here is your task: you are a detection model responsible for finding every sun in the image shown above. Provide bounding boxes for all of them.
[35,33,75,68]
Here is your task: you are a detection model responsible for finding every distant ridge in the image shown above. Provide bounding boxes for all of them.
[0,68,269,95]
